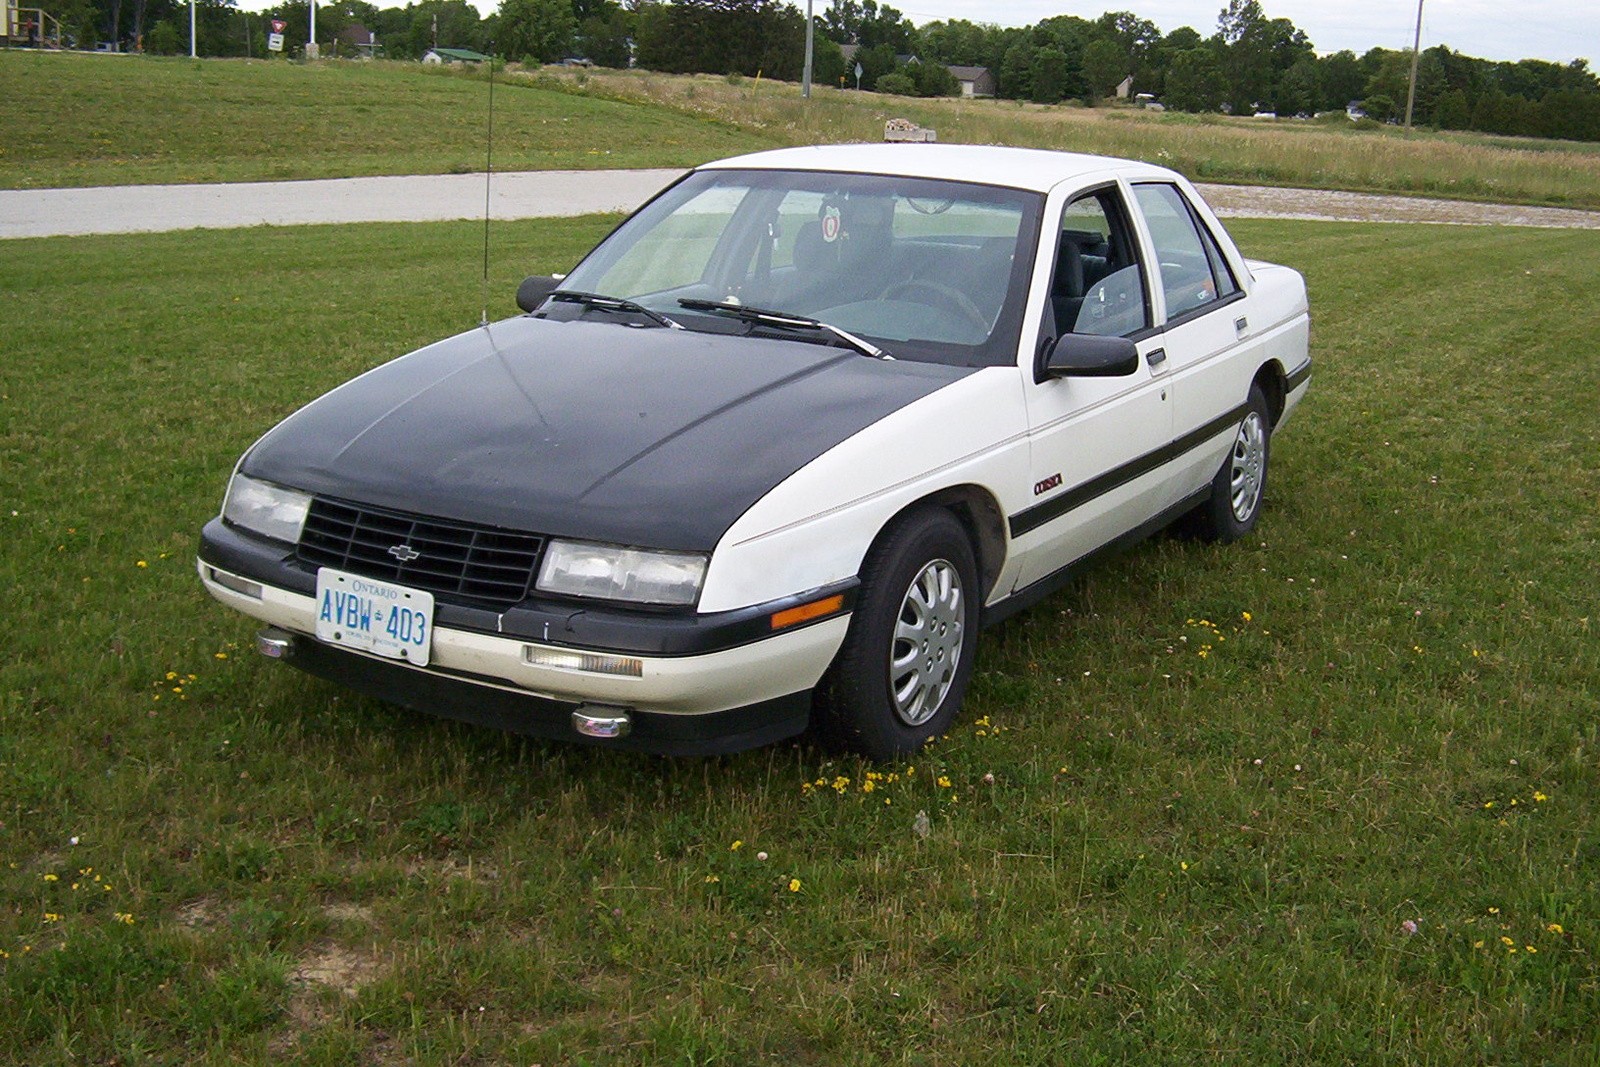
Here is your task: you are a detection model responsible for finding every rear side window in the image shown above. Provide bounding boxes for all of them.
[1132,184,1238,321]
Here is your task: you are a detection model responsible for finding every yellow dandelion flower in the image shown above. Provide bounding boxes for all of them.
[1180,861,1189,871]
[1488,907,1500,914]
[1525,945,1537,953]
[788,878,801,893]
[42,873,58,882]
[1501,936,1515,946]
[136,560,148,568]
[730,840,743,851]
[1547,923,1564,934]
[1473,940,1484,949]
[43,913,61,923]
[1534,791,1548,802]
[862,780,875,793]
[937,776,951,788]
[1241,611,1252,622]
[1484,801,1495,809]
[704,875,720,884]
[115,913,135,925]
[215,652,228,659]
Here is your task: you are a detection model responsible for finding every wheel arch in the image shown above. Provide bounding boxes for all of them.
[864,484,1008,605]
[1253,361,1288,427]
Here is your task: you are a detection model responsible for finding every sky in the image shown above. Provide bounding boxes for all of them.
[886,0,1596,65]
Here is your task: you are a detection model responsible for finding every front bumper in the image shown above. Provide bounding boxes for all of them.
[197,521,854,755]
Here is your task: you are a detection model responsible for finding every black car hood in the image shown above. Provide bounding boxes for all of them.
[242,316,974,551]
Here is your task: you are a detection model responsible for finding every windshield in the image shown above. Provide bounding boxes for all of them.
[556,168,1044,367]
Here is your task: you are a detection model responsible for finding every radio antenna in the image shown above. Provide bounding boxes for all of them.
[480,44,496,328]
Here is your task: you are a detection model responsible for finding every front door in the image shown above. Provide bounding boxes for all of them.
[1011,185,1175,591]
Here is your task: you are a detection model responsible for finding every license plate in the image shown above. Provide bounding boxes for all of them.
[314,568,434,666]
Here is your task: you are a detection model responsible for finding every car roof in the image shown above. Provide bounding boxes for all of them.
[698,143,1181,194]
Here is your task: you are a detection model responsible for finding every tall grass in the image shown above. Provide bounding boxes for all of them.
[529,67,1600,209]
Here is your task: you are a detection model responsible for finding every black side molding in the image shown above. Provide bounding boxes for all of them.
[1009,404,1247,539]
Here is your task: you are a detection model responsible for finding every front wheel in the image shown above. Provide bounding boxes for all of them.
[816,508,980,760]
[1188,384,1272,542]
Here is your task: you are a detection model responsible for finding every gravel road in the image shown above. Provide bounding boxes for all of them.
[3,170,1597,240]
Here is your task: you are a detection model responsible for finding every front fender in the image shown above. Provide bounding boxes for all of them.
[698,367,1031,612]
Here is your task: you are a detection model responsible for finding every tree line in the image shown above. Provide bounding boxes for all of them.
[54,0,1600,143]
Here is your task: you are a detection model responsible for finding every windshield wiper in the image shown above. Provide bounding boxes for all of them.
[549,290,684,330]
[677,299,892,360]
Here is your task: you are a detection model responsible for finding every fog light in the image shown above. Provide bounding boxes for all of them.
[209,567,262,600]
[573,706,632,739]
[523,645,643,677]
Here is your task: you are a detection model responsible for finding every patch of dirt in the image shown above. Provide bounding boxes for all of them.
[291,941,384,998]
[403,856,500,882]
[321,902,374,923]
[176,897,225,929]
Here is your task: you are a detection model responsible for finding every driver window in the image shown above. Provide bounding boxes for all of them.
[1051,190,1148,338]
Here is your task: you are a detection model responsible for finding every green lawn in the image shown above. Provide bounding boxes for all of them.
[0,52,776,188]
[1,217,1597,1063]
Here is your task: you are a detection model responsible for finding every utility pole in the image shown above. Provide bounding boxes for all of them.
[189,0,196,57]
[1404,0,1424,129]
[802,0,814,98]
[307,0,318,59]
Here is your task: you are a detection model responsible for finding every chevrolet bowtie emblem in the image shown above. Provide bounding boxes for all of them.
[387,544,421,563]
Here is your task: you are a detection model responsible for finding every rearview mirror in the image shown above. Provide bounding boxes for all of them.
[1044,333,1140,378]
[516,275,562,313]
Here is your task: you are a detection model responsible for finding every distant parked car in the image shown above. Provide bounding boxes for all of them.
[198,145,1311,758]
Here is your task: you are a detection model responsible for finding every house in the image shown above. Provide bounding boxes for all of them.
[946,65,995,99]
[338,23,378,58]
[423,47,488,64]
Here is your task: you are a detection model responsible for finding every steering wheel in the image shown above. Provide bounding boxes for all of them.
[880,278,988,333]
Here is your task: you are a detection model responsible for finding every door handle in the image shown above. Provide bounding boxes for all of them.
[1235,316,1249,334]
[1146,348,1167,368]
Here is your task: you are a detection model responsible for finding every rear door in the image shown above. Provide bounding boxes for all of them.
[1127,181,1263,497]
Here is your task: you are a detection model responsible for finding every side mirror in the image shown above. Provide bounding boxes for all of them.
[516,275,563,313]
[1044,333,1140,378]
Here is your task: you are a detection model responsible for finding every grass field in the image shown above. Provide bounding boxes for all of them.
[2,216,1598,1063]
[0,51,776,189]
[6,51,1600,211]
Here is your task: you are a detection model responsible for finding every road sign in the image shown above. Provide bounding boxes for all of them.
[270,18,285,32]
[267,31,284,51]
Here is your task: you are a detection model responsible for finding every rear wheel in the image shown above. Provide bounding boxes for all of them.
[1189,384,1271,542]
[817,508,979,760]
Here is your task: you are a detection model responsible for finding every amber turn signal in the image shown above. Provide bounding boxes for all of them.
[770,594,845,631]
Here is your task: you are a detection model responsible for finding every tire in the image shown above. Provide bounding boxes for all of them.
[816,508,980,760]
[1189,384,1271,543]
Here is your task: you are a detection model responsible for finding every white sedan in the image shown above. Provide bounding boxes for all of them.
[198,144,1310,759]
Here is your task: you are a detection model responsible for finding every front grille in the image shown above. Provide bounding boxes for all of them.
[297,498,543,608]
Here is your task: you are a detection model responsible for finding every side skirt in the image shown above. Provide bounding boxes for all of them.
[981,488,1210,629]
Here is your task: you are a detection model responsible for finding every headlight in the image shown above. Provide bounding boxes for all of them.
[537,539,707,606]
[222,474,312,544]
